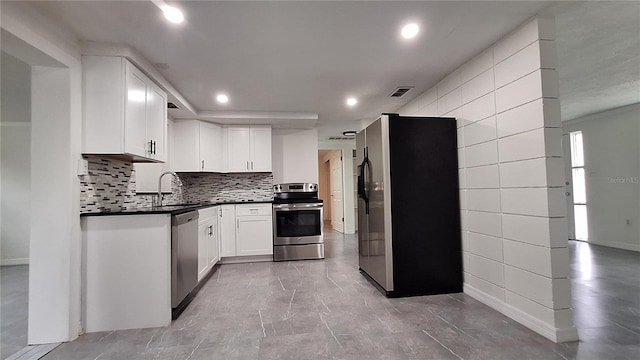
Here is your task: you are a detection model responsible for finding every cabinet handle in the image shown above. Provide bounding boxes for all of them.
[148,140,153,154]
[251,161,254,170]
[237,219,239,228]
[202,160,205,169]
[246,161,249,170]
[152,140,156,155]
[208,225,213,236]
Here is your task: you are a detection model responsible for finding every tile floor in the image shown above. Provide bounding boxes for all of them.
[0,229,636,359]
[0,265,28,360]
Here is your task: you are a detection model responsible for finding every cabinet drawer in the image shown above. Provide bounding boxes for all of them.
[235,204,271,216]
[198,206,218,221]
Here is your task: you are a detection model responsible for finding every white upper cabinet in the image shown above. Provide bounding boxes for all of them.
[226,126,272,172]
[135,120,174,193]
[172,120,222,172]
[83,56,167,162]
[250,127,273,172]
[227,127,251,172]
[200,122,222,171]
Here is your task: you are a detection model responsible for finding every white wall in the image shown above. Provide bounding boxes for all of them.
[2,0,83,344]
[396,18,576,343]
[563,103,640,251]
[272,128,319,184]
[1,51,31,265]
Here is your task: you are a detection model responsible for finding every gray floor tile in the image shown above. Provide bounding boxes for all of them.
[1,229,637,360]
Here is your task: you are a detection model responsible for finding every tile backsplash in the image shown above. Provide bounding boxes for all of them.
[80,155,273,213]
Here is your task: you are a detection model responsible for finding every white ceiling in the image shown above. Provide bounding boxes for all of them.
[18,1,640,139]
[546,1,640,121]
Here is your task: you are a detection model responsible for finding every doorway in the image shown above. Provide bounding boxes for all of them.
[0,21,82,354]
[318,150,344,232]
[0,50,32,360]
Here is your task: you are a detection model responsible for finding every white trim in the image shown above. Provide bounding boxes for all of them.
[586,240,640,252]
[1,258,30,266]
[464,283,579,343]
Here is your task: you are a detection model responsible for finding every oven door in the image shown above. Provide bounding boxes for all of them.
[273,203,323,245]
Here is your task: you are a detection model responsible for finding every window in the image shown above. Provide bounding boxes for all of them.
[570,131,588,241]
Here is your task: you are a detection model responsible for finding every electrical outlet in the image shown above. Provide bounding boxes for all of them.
[77,159,89,176]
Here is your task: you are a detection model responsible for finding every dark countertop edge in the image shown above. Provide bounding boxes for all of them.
[80,200,274,217]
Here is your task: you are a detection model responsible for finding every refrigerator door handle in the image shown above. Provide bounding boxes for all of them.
[363,158,371,214]
[357,164,365,198]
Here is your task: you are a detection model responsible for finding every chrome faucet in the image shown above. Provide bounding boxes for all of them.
[155,171,183,207]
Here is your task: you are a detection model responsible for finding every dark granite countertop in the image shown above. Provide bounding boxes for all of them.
[80,200,273,217]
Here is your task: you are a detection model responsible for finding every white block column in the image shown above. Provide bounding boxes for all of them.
[397,17,578,343]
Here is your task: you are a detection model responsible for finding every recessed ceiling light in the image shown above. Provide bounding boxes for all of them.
[401,23,419,39]
[216,94,229,104]
[346,97,358,107]
[161,5,184,24]
[342,131,357,137]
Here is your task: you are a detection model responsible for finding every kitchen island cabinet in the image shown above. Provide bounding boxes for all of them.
[82,214,171,332]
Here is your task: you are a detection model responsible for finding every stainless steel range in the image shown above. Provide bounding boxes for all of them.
[273,183,324,261]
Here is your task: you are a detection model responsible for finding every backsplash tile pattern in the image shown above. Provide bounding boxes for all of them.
[80,155,273,213]
[80,156,136,213]
[180,173,273,203]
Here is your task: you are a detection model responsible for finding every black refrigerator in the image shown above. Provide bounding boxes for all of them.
[356,114,462,297]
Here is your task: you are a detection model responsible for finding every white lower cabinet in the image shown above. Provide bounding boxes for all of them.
[219,203,273,258]
[197,206,219,281]
[219,205,237,257]
[236,205,273,256]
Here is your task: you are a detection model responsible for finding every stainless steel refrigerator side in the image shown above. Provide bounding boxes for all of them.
[355,130,369,275]
[364,118,391,291]
[380,116,394,292]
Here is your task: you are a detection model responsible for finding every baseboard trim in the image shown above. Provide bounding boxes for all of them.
[1,258,29,266]
[219,255,272,264]
[585,240,640,252]
[464,284,579,343]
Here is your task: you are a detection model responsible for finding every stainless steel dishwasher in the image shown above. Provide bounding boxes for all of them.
[171,211,199,317]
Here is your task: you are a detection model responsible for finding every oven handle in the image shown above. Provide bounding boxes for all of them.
[273,203,323,210]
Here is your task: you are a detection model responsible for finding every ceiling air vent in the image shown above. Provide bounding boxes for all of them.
[389,86,414,98]
[167,102,179,109]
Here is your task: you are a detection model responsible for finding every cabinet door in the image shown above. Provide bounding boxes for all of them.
[219,205,237,257]
[208,219,219,267]
[227,127,251,172]
[197,220,210,282]
[250,127,272,172]
[124,62,149,158]
[200,122,222,172]
[236,216,273,256]
[146,83,167,162]
[134,121,173,193]
[172,120,200,172]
